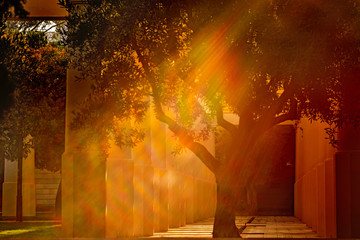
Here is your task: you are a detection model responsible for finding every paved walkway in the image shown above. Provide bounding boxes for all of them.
[152,216,319,238]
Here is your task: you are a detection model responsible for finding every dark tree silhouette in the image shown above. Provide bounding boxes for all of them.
[0,0,28,118]
[0,30,66,171]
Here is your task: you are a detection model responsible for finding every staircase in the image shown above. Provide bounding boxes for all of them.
[35,169,61,213]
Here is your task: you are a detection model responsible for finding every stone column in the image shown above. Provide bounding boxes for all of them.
[2,159,17,216]
[182,150,198,225]
[185,174,195,224]
[153,167,168,232]
[196,178,205,220]
[168,168,182,228]
[336,126,360,238]
[335,70,360,238]
[151,119,168,232]
[62,69,106,237]
[166,131,182,228]
[106,139,134,237]
[133,164,154,236]
[174,154,186,227]
[132,106,154,236]
[72,148,106,237]
[178,171,187,226]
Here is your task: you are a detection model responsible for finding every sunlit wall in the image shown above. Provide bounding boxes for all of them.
[295,119,336,237]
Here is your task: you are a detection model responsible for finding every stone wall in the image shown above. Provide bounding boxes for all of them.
[294,119,336,237]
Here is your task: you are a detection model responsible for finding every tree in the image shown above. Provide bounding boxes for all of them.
[0,29,66,220]
[62,0,360,237]
[1,29,66,169]
[0,0,28,118]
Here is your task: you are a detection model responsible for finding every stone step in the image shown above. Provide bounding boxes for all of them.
[35,183,59,189]
[153,216,319,238]
[35,178,60,184]
[36,194,58,200]
[35,174,61,179]
[36,188,58,195]
[35,169,60,173]
[36,199,56,205]
[34,169,61,212]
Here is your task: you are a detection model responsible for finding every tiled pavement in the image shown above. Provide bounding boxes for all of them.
[152,216,319,238]
[241,216,318,238]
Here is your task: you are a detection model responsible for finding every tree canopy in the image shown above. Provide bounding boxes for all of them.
[0,0,28,118]
[64,0,360,147]
[63,0,360,237]
[0,29,66,171]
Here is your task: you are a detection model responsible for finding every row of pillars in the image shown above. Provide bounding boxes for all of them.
[295,119,360,238]
[62,69,217,238]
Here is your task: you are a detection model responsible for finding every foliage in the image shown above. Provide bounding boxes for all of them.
[0,29,29,119]
[240,0,360,139]
[63,0,360,152]
[0,29,66,171]
[63,0,360,236]
[6,20,67,44]
[63,1,211,150]
[0,0,28,118]
[0,0,28,24]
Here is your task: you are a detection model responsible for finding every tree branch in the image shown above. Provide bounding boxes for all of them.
[258,98,299,132]
[30,21,43,31]
[271,112,297,126]
[132,40,220,173]
[273,98,298,124]
[269,87,295,116]
[254,81,296,130]
[216,106,237,134]
[152,93,220,173]
[44,22,61,33]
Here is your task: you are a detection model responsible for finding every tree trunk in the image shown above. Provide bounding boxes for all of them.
[212,182,240,238]
[16,134,23,222]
